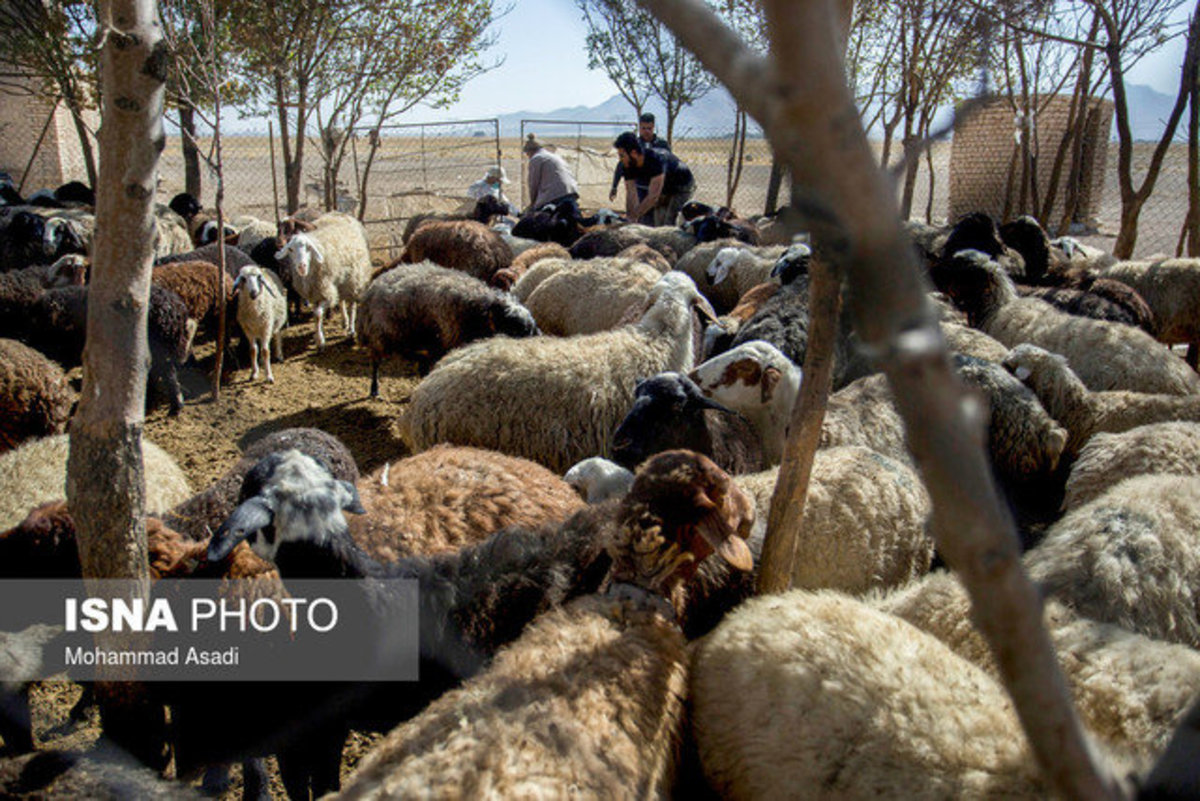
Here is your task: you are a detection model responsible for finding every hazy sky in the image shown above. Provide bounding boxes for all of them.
[427,0,1193,121]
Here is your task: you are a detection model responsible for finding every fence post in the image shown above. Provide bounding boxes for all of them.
[268,120,280,228]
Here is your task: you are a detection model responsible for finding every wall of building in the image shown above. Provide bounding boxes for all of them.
[948,94,1113,229]
[0,75,97,191]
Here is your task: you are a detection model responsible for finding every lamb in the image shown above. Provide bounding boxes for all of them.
[1063,422,1200,510]
[1028,473,1200,649]
[231,264,287,383]
[356,261,538,393]
[0,338,74,455]
[521,255,660,336]
[877,570,1200,762]
[563,456,635,503]
[333,450,755,800]
[0,433,192,534]
[401,271,717,473]
[348,444,585,562]
[692,590,1048,799]
[161,427,359,544]
[611,371,765,475]
[1002,342,1200,458]
[399,219,514,284]
[510,204,587,247]
[488,241,569,291]
[1102,257,1200,359]
[688,339,801,464]
[274,211,373,350]
[933,249,1200,395]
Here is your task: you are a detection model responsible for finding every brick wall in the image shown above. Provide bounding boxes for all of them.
[948,94,1113,228]
[0,75,97,191]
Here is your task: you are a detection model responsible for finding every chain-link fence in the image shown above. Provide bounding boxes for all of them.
[154,117,1192,263]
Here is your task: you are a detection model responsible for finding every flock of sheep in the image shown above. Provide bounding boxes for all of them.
[1,176,1199,799]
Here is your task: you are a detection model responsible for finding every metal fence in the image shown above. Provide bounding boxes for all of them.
[154,118,1192,263]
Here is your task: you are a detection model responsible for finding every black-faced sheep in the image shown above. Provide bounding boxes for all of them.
[1062,422,1200,511]
[0,338,74,455]
[231,264,287,383]
[1003,342,1200,459]
[357,261,538,394]
[333,450,755,800]
[933,249,1200,395]
[611,371,765,475]
[939,210,1026,278]
[400,219,514,284]
[348,444,586,562]
[274,211,373,350]
[401,271,718,473]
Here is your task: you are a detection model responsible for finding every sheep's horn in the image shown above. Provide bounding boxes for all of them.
[209,497,273,562]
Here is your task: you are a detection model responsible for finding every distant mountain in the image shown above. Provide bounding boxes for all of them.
[496,82,1182,144]
[494,88,753,139]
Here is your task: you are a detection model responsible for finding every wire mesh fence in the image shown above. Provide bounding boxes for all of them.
[153,117,1192,263]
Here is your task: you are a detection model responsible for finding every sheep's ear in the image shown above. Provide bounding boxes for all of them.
[231,275,244,295]
[683,377,735,413]
[209,497,274,562]
[692,490,754,572]
[262,279,280,298]
[761,365,781,403]
[309,240,326,264]
[340,480,366,514]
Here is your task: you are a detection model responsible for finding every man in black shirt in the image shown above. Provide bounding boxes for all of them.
[613,130,695,227]
[609,113,671,214]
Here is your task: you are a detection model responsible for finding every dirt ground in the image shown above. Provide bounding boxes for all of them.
[8,314,424,799]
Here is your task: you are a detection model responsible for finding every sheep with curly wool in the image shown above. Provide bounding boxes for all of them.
[692,590,1048,800]
[230,264,287,383]
[357,261,538,393]
[151,259,233,340]
[334,450,755,801]
[688,339,800,465]
[0,338,73,455]
[348,445,585,562]
[274,211,372,350]
[402,271,717,473]
[1102,257,1200,358]
[521,255,660,336]
[939,319,1009,362]
[161,427,358,545]
[152,206,194,259]
[611,372,765,475]
[877,570,1200,763]
[934,249,1200,395]
[1002,342,1200,459]
[488,241,569,291]
[1028,473,1200,649]
[400,219,513,284]
[563,456,635,503]
[0,433,191,532]
[1017,283,1156,334]
[1062,422,1200,510]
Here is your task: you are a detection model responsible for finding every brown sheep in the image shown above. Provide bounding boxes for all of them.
[151,260,233,336]
[0,339,74,455]
[400,219,513,283]
[348,444,587,562]
[489,242,570,291]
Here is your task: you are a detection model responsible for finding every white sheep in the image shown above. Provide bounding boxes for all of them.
[401,271,717,474]
[878,570,1200,762]
[935,250,1200,395]
[689,339,800,465]
[521,256,661,335]
[1028,473,1200,649]
[0,434,192,530]
[274,211,372,350]
[563,456,634,503]
[231,265,287,383]
[1102,257,1200,354]
[703,245,780,308]
[1003,342,1200,458]
[940,319,1009,363]
[672,239,784,314]
[232,216,278,253]
[1063,422,1200,510]
[692,590,1048,799]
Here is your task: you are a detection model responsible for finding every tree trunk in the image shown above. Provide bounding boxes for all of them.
[274,71,299,214]
[180,100,201,199]
[66,0,167,769]
[758,234,841,593]
[1188,47,1200,257]
[636,0,1123,796]
[764,158,784,214]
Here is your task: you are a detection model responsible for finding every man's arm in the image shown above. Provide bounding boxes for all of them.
[624,178,639,218]
[633,173,665,221]
[524,158,541,214]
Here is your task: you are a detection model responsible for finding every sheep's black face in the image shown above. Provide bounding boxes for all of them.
[613,374,729,471]
[942,212,1003,260]
[55,181,95,207]
[169,192,202,221]
[680,201,715,222]
[999,217,1050,284]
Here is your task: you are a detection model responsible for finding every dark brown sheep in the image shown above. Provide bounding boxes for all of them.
[0,339,74,455]
[399,219,513,284]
